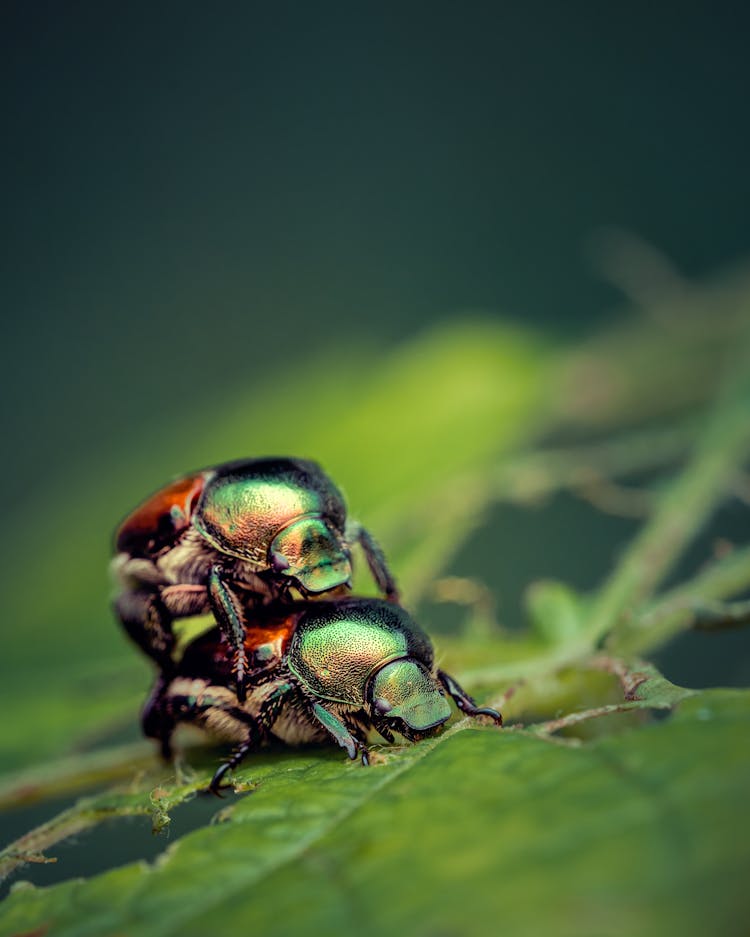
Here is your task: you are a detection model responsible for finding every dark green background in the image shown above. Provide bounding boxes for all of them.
[3,2,750,508]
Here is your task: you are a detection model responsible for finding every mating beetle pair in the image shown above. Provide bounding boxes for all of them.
[114,457,501,789]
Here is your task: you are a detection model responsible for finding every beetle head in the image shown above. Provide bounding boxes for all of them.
[269,515,352,594]
[368,659,451,740]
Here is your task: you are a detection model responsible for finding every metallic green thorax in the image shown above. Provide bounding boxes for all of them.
[193,459,350,591]
[287,599,435,705]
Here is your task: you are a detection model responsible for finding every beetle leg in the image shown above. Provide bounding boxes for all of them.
[208,739,255,797]
[437,669,503,725]
[233,568,275,599]
[205,692,275,795]
[254,679,296,730]
[309,702,359,760]
[371,716,396,744]
[115,590,175,671]
[348,522,400,602]
[141,672,176,760]
[346,719,372,765]
[159,583,211,618]
[155,682,262,795]
[208,566,250,703]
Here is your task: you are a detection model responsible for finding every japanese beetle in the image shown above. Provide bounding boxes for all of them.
[113,458,398,700]
[143,597,502,793]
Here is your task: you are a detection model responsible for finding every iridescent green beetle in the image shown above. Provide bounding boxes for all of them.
[144,598,502,792]
[113,458,398,700]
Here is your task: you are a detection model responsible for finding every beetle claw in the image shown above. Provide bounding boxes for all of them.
[235,676,247,704]
[465,704,503,726]
[437,668,503,727]
[206,765,231,796]
[206,771,242,797]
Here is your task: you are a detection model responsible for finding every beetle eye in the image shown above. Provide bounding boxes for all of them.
[373,698,392,716]
[270,552,290,573]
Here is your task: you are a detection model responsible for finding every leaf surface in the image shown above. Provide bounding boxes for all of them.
[1,690,748,937]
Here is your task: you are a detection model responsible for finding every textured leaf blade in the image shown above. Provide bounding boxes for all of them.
[2,690,749,937]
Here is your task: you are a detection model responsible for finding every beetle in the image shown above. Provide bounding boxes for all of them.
[143,597,502,793]
[113,457,398,700]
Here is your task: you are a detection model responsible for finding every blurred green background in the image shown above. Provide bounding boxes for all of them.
[2,5,750,935]
[4,2,750,507]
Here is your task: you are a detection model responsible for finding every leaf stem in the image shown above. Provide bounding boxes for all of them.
[611,544,750,655]
[0,742,156,811]
[582,345,750,648]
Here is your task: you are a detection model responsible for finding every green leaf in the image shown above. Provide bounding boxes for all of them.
[525,579,586,643]
[1,689,748,937]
